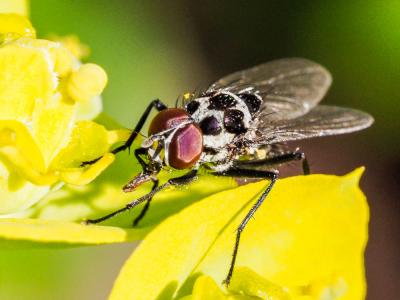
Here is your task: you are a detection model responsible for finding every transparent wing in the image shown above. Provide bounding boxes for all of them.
[208,58,332,120]
[258,105,374,144]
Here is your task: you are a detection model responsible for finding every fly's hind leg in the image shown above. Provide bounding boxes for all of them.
[213,168,278,286]
[235,150,310,175]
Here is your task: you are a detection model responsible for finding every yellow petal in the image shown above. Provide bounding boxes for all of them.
[229,267,291,299]
[48,34,90,60]
[109,169,368,300]
[31,96,75,167]
[190,276,228,300]
[75,95,103,120]
[0,0,28,16]
[67,63,108,103]
[0,121,59,187]
[0,13,35,38]
[0,41,55,120]
[0,120,45,172]
[0,160,49,215]
[51,120,120,169]
[183,271,289,300]
[60,153,115,185]
[49,45,74,77]
[0,218,142,246]
[0,144,58,185]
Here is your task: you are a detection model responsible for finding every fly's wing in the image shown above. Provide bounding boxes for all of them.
[207,58,332,120]
[258,105,374,144]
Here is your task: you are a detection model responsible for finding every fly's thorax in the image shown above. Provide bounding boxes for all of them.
[187,91,257,150]
[184,91,262,170]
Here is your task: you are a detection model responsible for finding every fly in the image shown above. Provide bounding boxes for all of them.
[82,58,374,285]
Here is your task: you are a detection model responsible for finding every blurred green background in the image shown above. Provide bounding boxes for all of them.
[1,1,399,299]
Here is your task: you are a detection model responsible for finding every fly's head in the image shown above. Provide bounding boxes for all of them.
[142,108,203,171]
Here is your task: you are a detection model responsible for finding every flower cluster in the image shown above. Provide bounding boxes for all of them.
[0,13,128,215]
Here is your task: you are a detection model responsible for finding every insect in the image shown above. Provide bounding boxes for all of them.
[83,58,373,285]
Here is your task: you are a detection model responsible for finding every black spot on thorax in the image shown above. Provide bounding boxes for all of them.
[186,100,200,114]
[238,93,262,114]
[224,109,247,134]
[199,116,221,135]
[208,93,237,110]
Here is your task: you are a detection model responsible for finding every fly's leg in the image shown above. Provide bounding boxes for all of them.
[122,148,159,225]
[132,178,158,226]
[113,99,167,154]
[120,148,155,193]
[83,170,198,225]
[81,99,167,166]
[213,169,278,286]
[262,151,310,175]
[134,147,149,170]
[302,155,310,175]
[235,150,310,175]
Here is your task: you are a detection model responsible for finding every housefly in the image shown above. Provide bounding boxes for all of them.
[83,58,374,285]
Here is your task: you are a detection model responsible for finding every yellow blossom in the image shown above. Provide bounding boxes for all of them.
[0,13,128,215]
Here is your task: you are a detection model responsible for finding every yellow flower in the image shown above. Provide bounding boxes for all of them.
[0,13,128,215]
[109,169,368,300]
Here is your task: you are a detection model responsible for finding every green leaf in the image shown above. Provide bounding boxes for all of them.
[109,168,368,300]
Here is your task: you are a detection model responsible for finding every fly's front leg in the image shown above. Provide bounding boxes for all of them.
[134,147,149,171]
[81,99,167,166]
[113,99,167,154]
[213,169,278,286]
[121,148,153,193]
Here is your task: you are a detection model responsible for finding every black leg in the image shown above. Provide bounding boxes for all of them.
[234,150,310,175]
[214,169,278,286]
[83,169,198,225]
[134,147,149,170]
[113,99,167,154]
[302,156,310,175]
[132,178,158,226]
[121,147,163,193]
[81,99,167,166]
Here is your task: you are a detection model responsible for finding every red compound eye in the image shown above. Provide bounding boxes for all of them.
[149,108,203,169]
[168,124,203,169]
[149,108,190,135]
